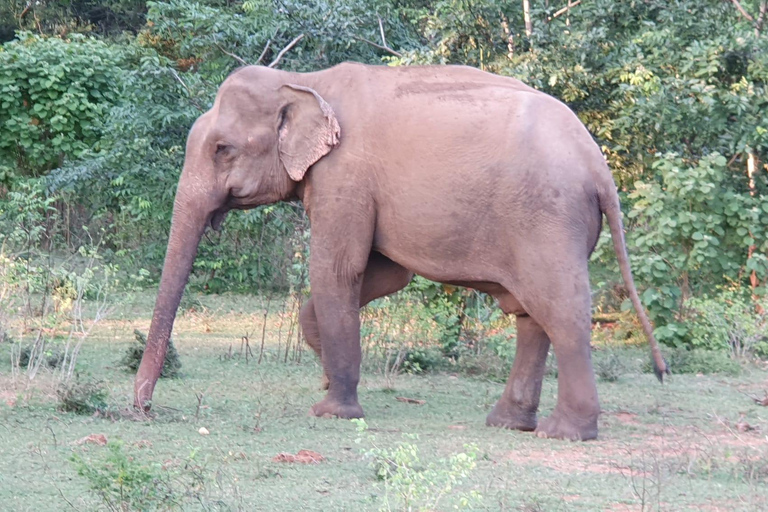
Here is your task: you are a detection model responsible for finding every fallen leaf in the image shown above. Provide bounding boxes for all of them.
[396,397,426,405]
[272,449,325,464]
[74,434,108,446]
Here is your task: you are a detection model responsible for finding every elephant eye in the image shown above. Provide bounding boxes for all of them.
[214,142,235,161]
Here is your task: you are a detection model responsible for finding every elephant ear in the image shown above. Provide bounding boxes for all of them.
[277,84,341,182]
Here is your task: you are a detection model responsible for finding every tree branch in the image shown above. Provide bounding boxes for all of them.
[730,0,755,22]
[169,68,204,112]
[378,16,388,48]
[552,0,581,19]
[756,1,767,35]
[255,39,272,65]
[353,36,403,57]
[216,44,248,66]
[268,34,305,68]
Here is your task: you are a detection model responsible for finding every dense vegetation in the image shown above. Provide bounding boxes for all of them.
[1,0,767,357]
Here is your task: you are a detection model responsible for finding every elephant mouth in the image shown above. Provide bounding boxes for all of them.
[209,208,229,231]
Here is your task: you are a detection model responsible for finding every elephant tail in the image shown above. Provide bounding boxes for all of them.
[598,182,670,382]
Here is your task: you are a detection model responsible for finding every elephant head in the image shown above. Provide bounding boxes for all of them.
[134,67,340,411]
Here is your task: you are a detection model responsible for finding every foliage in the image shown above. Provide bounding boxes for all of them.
[619,153,767,346]
[71,441,174,511]
[57,374,109,414]
[644,348,742,376]
[0,33,126,183]
[71,439,244,510]
[593,349,626,383]
[0,1,148,42]
[120,329,182,378]
[18,344,63,369]
[353,419,482,510]
[686,290,768,358]
[0,0,766,355]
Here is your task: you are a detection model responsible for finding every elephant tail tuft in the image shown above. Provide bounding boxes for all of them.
[597,181,670,382]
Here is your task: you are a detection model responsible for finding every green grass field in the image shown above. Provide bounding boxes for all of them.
[1,292,767,511]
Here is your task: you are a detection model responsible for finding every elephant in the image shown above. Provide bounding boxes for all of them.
[133,62,668,441]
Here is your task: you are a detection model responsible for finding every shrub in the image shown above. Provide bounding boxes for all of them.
[353,419,482,510]
[71,441,174,511]
[57,375,109,414]
[686,290,768,358]
[18,344,63,369]
[119,329,181,378]
[594,350,627,382]
[0,33,126,183]
[643,348,741,376]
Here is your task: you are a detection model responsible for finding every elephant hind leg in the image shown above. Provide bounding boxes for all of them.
[503,262,599,441]
[487,292,551,431]
[300,252,413,389]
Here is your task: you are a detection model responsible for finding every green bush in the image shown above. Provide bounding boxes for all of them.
[71,441,173,511]
[686,290,768,358]
[0,33,126,184]
[57,375,109,414]
[643,348,741,376]
[119,329,181,378]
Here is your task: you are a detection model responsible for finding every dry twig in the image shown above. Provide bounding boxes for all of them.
[216,44,248,66]
[552,0,581,19]
[353,36,403,57]
[268,34,305,68]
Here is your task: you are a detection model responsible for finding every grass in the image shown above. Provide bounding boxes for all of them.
[1,291,767,511]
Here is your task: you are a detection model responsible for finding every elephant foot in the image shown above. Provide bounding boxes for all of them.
[485,402,537,431]
[534,410,597,441]
[309,397,364,419]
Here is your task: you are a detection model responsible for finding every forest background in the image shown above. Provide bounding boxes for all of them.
[1,0,767,363]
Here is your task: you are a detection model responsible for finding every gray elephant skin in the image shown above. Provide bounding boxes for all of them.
[134,62,668,441]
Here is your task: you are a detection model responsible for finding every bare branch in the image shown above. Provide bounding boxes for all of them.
[378,15,388,48]
[353,36,403,57]
[523,0,533,37]
[255,39,272,65]
[730,0,755,22]
[268,34,305,68]
[169,68,204,112]
[756,1,767,35]
[216,44,248,66]
[552,0,581,19]
[19,1,32,21]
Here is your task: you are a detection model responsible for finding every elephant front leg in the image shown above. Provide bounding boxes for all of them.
[308,284,365,418]
[301,253,413,393]
[299,299,330,390]
[306,243,371,419]
[486,314,550,431]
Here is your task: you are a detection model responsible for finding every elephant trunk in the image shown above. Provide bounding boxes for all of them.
[133,189,211,411]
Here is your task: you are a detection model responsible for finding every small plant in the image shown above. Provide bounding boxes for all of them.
[643,348,741,376]
[57,375,108,414]
[72,440,243,510]
[18,344,63,369]
[353,419,482,510]
[71,441,174,511]
[594,350,627,382]
[119,329,182,378]
[686,291,768,358]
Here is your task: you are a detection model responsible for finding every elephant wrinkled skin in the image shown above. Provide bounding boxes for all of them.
[134,63,668,441]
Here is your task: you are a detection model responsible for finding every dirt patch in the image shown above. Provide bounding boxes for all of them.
[1,390,16,407]
[74,434,108,446]
[612,411,640,425]
[272,450,325,464]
